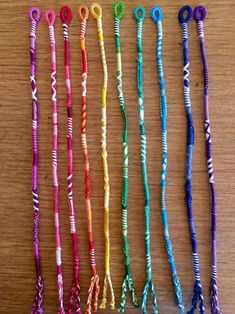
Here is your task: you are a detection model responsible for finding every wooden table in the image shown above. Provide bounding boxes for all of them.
[0,0,234,313]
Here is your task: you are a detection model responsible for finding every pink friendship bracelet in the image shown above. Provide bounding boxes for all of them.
[60,6,82,314]
[44,9,65,314]
[28,7,44,314]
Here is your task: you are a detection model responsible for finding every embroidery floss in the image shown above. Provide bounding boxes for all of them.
[28,7,44,314]
[112,2,139,312]
[151,6,184,313]
[90,3,115,310]
[193,6,222,314]
[133,6,158,314]
[45,9,65,314]
[60,6,82,314]
[178,6,205,314]
[77,5,100,314]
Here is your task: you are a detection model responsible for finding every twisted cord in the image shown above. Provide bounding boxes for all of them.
[193,6,222,314]
[45,9,65,313]
[151,7,184,313]
[90,3,115,309]
[60,6,82,314]
[133,6,158,314]
[29,7,44,314]
[78,8,100,313]
[178,7,206,313]
[112,3,139,312]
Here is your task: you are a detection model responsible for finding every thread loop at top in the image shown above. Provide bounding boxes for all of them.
[133,6,145,22]
[150,6,163,23]
[45,8,56,26]
[112,1,125,19]
[178,5,193,24]
[29,7,41,23]
[78,5,89,21]
[193,5,206,22]
[60,6,72,24]
[90,3,102,19]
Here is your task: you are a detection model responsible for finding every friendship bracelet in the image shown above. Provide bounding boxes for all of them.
[60,7,82,314]
[28,7,44,314]
[178,6,205,314]
[90,3,115,310]
[193,6,222,314]
[133,6,158,314]
[151,7,184,313]
[77,5,100,314]
[112,2,139,312]
[45,9,65,314]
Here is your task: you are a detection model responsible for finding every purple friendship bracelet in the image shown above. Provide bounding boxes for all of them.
[193,6,222,314]
[29,7,44,314]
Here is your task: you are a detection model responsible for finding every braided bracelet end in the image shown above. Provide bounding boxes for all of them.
[60,6,72,25]
[193,6,206,22]
[29,7,41,23]
[45,8,56,26]
[90,2,102,20]
[113,1,125,19]
[150,6,163,23]
[178,5,192,24]
[78,5,89,21]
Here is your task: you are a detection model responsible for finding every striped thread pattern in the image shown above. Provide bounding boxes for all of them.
[46,17,65,314]
[113,9,138,312]
[60,10,82,314]
[91,6,115,309]
[194,11,222,314]
[79,15,100,314]
[180,17,205,314]
[155,15,184,314]
[29,10,44,314]
[134,8,158,314]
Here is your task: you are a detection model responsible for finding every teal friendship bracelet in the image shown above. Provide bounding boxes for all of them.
[133,6,158,314]
[151,6,184,314]
[112,1,139,312]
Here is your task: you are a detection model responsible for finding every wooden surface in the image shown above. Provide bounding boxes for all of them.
[0,0,234,313]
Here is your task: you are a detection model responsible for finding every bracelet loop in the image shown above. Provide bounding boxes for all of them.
[45,8,56,26]
[90,2,102,19]
[29,7,41,23]
[112,1,125,19]
[178,5,193,24]
[78,5,89,21]
[133,6,145,22]
[60,6,72,25]
[150,6,163,23]
[193,5,206,22]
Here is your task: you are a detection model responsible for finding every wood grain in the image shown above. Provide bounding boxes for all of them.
[0,0,234,313]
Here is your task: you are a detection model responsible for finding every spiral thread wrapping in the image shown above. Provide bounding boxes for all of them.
[194,7,222,314]
[112,7,139,312]
[91,4,115,309]
[179,13,205,313]
[60,7,82,314]
[133,7,159,314]
[46,15,65,313]
[79,14,100,314]
[29,8,44,314]
[152,12,184,313]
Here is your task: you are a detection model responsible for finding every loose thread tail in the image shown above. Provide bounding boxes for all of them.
[118,274,139,312]
[100,273,115,310]
[187,280,205,314]
[31,275,44,314]
[67,278,82,314]
[142,278,158,314]
[210,278,222,314]
[86,274,100,314]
